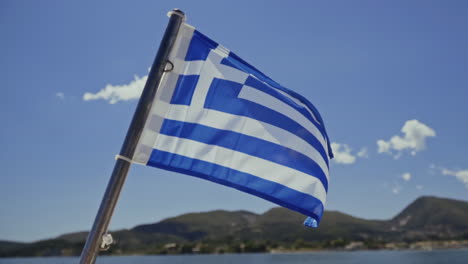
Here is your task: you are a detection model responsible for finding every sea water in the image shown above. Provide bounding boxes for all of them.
[1,249,467,264]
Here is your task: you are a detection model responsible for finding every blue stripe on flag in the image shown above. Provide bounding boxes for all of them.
[221,52,334,159]
[204,78,329,166]
[185,30,218,61]
[160,119,329,190]
[244,76,327,139]
[170,75,199,105]
[220,52,284,90]
[147,149,324,222]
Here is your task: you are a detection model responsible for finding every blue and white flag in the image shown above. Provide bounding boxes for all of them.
[132,22,333,227]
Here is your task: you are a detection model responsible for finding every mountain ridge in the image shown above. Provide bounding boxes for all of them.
[2,196,468,257]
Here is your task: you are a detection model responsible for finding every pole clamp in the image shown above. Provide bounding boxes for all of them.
[99,233,113,251]
[115,154,134,163]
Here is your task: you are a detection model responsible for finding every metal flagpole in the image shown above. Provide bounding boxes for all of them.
[78,9,185,264]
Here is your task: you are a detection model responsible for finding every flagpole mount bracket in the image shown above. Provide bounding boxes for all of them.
[99,233,113,251]
[164,60,174,72]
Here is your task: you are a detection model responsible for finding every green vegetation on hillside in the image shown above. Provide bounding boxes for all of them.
[2,196,468,257]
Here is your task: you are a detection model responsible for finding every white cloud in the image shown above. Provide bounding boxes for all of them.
[401,172,411,181]
[441,168,468,188]
[377,120,436,158]
[83,75,148,104]
[357,147,369,158]
[56,92,65,100]
[377,140,391,154]
[331,142,356,165]
[416,185,423,190]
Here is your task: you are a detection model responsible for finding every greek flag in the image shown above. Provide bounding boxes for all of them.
[132,23,333,227]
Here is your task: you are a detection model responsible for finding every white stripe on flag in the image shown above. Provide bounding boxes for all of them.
[154,134,327,204]
[239,85,328,155]
[275,88,321,125]
[217,63,249,84]
[182,60,204,75]
[165,104,329,180]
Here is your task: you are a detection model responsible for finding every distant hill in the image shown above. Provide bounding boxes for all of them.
[1,196,468,257]
[0,241,26,257]
[133,210,259,241]
[388,196,468,240]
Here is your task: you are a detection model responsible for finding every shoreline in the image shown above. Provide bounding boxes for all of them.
[2,247,468,259]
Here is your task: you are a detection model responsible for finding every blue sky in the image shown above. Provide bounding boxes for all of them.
[1,0,467,242]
